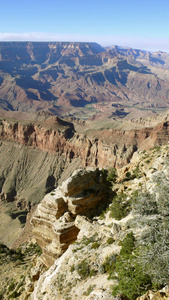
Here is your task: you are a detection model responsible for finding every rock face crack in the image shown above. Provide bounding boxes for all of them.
[31,168,106,267]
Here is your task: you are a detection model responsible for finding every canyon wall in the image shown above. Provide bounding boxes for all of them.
[0,116,169,208]
[0,117,169,167]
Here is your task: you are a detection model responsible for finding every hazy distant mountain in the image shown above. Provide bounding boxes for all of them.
[105,45,169,68]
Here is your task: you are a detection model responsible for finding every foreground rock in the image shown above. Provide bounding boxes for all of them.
[31,168,107,267]
[137,286,169,300]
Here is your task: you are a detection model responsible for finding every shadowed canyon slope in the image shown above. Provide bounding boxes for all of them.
[1,42,169,119]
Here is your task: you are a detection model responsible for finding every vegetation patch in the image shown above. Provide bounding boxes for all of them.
[106,167,117,183]
[81,233,99,246]
[24,242,42,256]
[0,242,43,299]
[124,165,142,181]
[104,232,152,299]
[83,284,96,296]
[109,192,131,220]
[91,241,100,249]
[110,167,169,299]
[75,260,90,279]
[106,237,115,244]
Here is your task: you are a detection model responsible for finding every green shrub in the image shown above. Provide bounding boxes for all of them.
[132,165,142,178]
[107,237,115,244]
[112,232,152,299]
[106,167,117,183]
[120,232,135,256]
[75,260,90,279]
[83,285,96,296]
[8,282,15,292]
[112,257,152,300]
[112,166,169,299]
[24,243,42,256]
[153,146,160,152]
[130,171,169,287]
[89,269,97,277]
[124,167,142,181]
[110,192,130,220]
[82,233,98,246]
[15,247,24,260]
[99,211,105,219]
[125,171,133,180]
[145,159,150,164]
[102,254,117,279]
[9,291,19,298]
[132,190,158,216]
[91,242,100,249]
[70,265,75,273]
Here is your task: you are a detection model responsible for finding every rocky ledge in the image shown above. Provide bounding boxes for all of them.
[31,168,107,267]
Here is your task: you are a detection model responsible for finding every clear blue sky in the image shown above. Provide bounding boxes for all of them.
[0,0,169,52]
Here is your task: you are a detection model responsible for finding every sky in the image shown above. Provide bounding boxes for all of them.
[0,0,169,52]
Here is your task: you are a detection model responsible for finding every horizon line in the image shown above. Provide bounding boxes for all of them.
[0,32,169,53]
[0,40,165,53]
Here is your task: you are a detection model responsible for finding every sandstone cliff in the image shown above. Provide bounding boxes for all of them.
[31,168,107,267]
[1,116,169,170]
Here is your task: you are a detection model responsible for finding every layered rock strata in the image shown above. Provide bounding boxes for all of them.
[31,168,106,267]
[1,116,169,170]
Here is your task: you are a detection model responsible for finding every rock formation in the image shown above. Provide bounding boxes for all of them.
[31,168,106,267]
[137,286,169,300]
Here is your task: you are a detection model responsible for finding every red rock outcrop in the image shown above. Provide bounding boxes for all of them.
[0,116,169,169]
